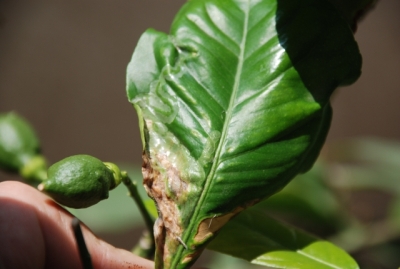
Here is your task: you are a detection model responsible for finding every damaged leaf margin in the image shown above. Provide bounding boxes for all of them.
[127,0,361,268]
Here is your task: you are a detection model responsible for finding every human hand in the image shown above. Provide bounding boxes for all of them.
[0,180,154,269]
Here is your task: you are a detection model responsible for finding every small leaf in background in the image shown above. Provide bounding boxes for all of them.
[144,198,158,219]
[200,250,266,269]
[208,206,359,269]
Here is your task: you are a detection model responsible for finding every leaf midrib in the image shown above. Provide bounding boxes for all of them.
[173,1,251,266]
[296,250,344,269]
[194,0,250,225]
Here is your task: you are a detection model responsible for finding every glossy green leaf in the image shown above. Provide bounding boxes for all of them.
[208,206,359,269]
[126,0,361,267]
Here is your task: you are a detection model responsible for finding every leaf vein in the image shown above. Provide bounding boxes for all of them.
[297,250,343,269]
[185,69,227,112]
[204,4,241,47]
[186,14,238,56]
[234,65,294,108]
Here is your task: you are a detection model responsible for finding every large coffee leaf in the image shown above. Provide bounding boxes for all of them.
[126,0,361,268]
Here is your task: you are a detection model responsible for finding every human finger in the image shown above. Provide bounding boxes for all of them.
[0,181,153,269]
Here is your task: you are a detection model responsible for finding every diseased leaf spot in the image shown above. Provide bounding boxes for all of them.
[193,207,243,243]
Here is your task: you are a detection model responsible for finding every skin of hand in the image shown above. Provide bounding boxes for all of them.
[0,180,154,269]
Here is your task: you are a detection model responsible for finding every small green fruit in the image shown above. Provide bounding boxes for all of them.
[39,155,117,208]
[0,112,42,173]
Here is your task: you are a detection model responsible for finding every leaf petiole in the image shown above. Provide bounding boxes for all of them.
[121,171,155,255]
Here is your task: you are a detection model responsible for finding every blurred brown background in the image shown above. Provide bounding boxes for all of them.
[0,0,399,266]
[0,0,188,169]
[0,0,399,169]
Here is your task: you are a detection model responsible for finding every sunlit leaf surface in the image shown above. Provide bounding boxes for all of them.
[126,0,361,267]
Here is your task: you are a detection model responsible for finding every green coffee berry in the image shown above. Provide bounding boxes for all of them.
[0,112,42,174]
[38,155,121,208]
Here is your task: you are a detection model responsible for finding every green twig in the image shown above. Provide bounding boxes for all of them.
[121,171,155,251]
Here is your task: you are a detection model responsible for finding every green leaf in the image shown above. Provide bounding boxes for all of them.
[126,0,361,267]
[208,207,359,269]
[144,198,158,219]
[203,250,266,269]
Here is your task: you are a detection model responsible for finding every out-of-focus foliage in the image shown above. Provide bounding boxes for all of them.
[67,138,400,268]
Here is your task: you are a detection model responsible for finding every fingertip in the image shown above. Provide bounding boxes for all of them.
[0,181,46,268]
[0,181,155,269]
[0,180,31,195]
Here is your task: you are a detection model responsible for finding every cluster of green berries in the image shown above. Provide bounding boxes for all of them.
[0,112,46,181]
[0,112,124,208]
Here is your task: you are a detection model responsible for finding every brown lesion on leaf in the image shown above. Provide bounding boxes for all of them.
[180,207,248,265]
[193,199,261,244]
[142,150,186,268]
[153,217,165,267]
[193,207,244,244]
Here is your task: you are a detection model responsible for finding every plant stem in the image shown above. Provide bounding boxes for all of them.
[121,171,155,247]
